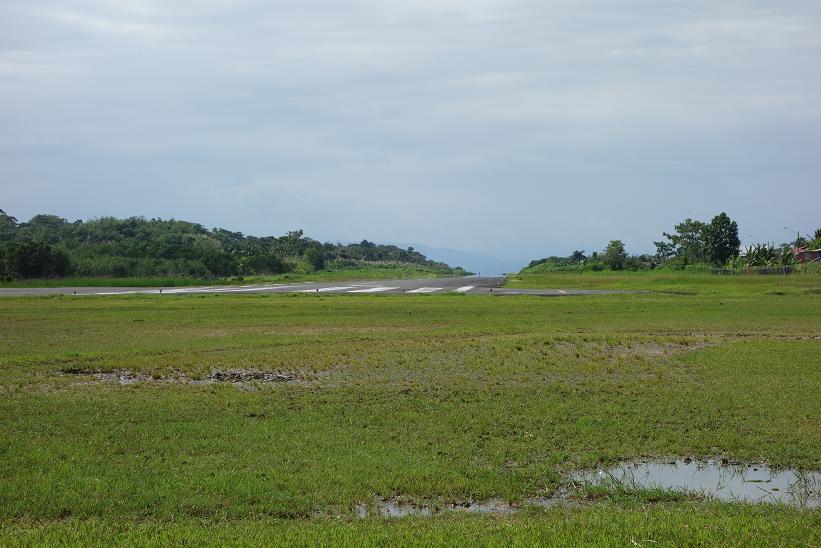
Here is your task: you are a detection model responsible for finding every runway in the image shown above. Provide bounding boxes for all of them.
[0,276,647,297]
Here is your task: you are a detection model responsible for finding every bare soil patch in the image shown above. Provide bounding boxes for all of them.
[60,367,302,385]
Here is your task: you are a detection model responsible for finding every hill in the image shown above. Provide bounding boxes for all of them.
[0,210,469,281]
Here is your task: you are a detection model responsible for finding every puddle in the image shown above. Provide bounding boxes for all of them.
[354,495,568,518]
[207,369,297,383]
[352,459,820,519]
[60,367,301,385]
[575,459,820,508]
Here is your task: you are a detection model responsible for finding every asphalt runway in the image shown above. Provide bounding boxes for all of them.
[0,276,647,297]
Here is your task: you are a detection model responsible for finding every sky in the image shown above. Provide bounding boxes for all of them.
[1,1,820,269]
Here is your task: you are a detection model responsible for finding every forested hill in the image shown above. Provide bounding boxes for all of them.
[0,210,467,280]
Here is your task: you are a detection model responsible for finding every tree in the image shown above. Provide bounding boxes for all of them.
[0,210,18,243]
[303,245,325,271]
[745,243,776,267]
[201,251,235,277]
[653,240,676,261]
[17,214,69,244]
[660,218,707,263]
[604,240,627,270]
[5,241,71,278]
[810,228,821,249]
[703,212,740,265]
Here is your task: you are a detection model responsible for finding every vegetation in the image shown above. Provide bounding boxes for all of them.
[0,279,819,542]
[523,212,820,274]
[506,269,821,295]
[3,506,818,545]
[0,210,468,281]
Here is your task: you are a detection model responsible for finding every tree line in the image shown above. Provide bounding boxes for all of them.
[0,210,465,280]
[524,212,821,273]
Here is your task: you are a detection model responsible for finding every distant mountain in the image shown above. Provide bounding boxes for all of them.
[402,244,522,276]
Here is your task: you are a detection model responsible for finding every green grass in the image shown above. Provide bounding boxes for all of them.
[506,270,821,296]
[2,505,818,546]
[0,280,819,543]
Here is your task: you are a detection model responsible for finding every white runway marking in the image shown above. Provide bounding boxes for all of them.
[161,287,221,294]
[407,287,443,293]
[94,290,147,295]
[295,286,357,293]
[347,286,398,293]
[218,286,283,292]
[454,286,475,293]
[556,289,567,294]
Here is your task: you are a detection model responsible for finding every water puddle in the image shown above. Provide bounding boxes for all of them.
[355,496,566,518]
[575,459,820,508]
[351,459,819,519]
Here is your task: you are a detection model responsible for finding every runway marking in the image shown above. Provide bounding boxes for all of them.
[94,290,147,295]
[295,286,357,293]
[556,289,567,294]
[407,287,443,293]
[454,286,475,293]
[218,286,284,292]
[161,287,221,294]
[347,286,398,293]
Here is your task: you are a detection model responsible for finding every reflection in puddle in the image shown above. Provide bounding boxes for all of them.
[358,496,565,518]
[575,459,820,508]
[353,459,819,519]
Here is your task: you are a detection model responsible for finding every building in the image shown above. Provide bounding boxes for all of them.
[793,246,821,263]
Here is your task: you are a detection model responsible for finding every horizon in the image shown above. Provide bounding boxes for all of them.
[2,206,812,276]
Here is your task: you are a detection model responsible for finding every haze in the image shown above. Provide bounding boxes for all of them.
[2,1,820,270]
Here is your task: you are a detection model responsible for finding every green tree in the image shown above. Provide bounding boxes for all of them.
[745,243,777,267]
[303,245,325,271]
[604,240,627,270]
[660,218,707,264]
[5,241,71,278]
[0,210,18,243]
[703,212,740,265]
[810,228,821,249]
[653,240,676,261]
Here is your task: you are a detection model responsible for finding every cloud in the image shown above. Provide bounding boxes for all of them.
[1,0,819,262]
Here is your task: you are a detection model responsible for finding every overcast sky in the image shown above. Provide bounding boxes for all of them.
[1,1,819,265]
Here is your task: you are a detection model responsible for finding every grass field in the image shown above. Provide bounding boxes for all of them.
[0,274,819,544]
[507,270,821,296]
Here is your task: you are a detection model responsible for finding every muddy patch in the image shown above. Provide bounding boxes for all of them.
[353,495,569,518]
[207,369,297,383]
[552,339,717,361]
[60,367,302,386]
[575,458,820,508]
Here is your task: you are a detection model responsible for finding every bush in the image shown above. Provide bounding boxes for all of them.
[1,241,71,279]
[303,246,325,271]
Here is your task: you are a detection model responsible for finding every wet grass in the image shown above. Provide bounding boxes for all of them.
[0,287,819,542]
[2,504,819,546]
